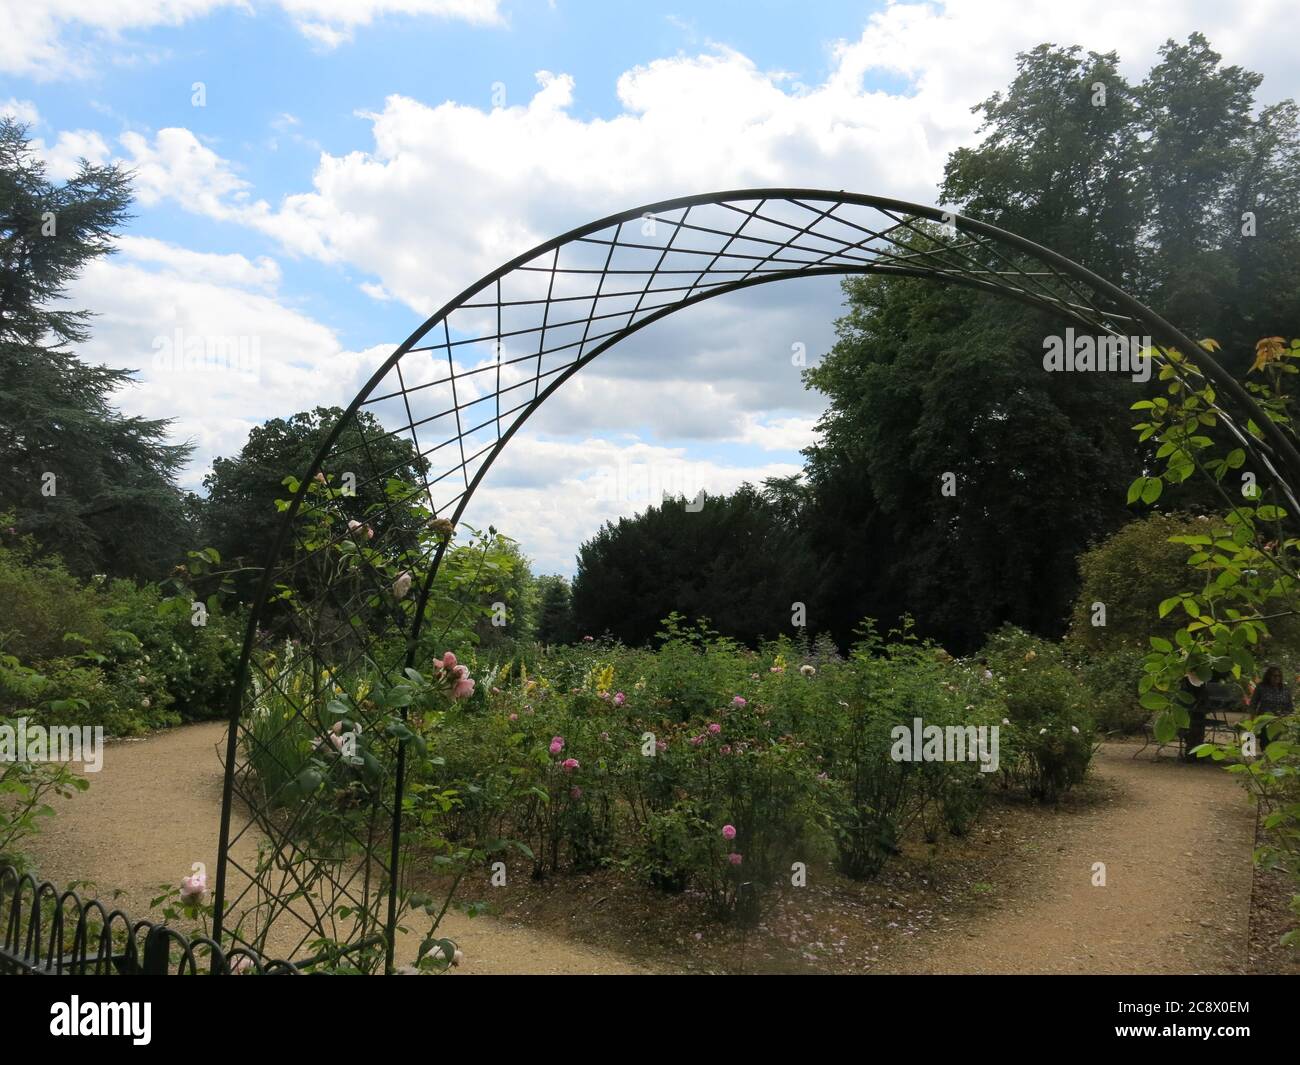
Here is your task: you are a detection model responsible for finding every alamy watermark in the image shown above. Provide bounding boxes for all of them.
[591,458,709,508]
[50,996,150,1044]
[0,719,104,773]
[152,327,261,376]
[1042,329,1152,383]
[890,717,999,773]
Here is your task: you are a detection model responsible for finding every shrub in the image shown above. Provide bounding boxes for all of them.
[0,531,244,734]
[981,626,1095,801]
[1075,647,1148,734]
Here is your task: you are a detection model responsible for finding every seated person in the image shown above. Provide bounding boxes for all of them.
[1249,665,1294,748]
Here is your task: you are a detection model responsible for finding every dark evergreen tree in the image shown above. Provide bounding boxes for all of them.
[0,118,192,578]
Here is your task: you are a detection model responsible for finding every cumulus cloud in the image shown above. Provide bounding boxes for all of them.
[281,0,503,49]
[1,98,41,124]
[67,237,386,486]
[0,0,504,78]
[35,129,112,180]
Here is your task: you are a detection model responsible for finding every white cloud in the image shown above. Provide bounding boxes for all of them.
[459,436,802,575]
[119,127,271,221]
[282,0,504,48]
[35,128,112,180]
[26,0,1300,569]
[113,235,282,289]
[1,98,40,124]
[0,0,503,78]
[0,0,231,80]
[68,238,384,486]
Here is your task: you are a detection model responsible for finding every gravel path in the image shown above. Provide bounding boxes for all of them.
[897,741,1257,974]
[25,726,1259,975]
[28,721,659,975]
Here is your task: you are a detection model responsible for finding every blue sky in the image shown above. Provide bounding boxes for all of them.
[4,0,1297,573]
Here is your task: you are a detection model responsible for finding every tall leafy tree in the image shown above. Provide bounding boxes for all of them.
[800,35,1300,652]
[0,118,192,578]
[201,405,430,597]
[1138,33,1266,343]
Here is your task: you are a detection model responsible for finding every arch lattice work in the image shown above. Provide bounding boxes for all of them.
[212,189,1300,972]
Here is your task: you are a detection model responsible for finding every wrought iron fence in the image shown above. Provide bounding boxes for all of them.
[0,864,300,975]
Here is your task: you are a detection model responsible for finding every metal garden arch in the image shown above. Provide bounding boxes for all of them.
[213,188,1300,972]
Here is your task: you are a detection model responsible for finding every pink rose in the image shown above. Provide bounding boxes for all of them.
[441,651,457,669]
[549,736,565,755]
[732,696,747,707]
[722,824,736,840]
[180,872,207,905]
[707,722,721,735]
[728,853,743,866]
[452,677,475,700]
[613,692,626,706]
[562,758,580,773]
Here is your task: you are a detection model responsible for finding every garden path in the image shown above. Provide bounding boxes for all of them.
[896,741,1257,974]
[28,721,662,975]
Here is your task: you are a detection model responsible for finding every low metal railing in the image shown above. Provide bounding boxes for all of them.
[0,865,300,975]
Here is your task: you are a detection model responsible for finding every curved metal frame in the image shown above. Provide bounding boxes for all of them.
[212,188,1300,971]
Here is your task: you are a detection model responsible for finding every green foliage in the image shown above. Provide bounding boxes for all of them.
[262,618,1088,931]
[1074,647,1149,735]
[809,627,1003,878]
[0,709,90,873]
[572,486,818,648]
[1069,513,1224,653]
[231,649,494,972]
[0,524,244,734]
[979,627,1096,801]
[202,406,430,601]
[534,575,576,646]
[1125,336,1300,947]
[798,34,1300,654]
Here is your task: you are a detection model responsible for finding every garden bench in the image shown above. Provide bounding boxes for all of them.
[1132,681,1244,761]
